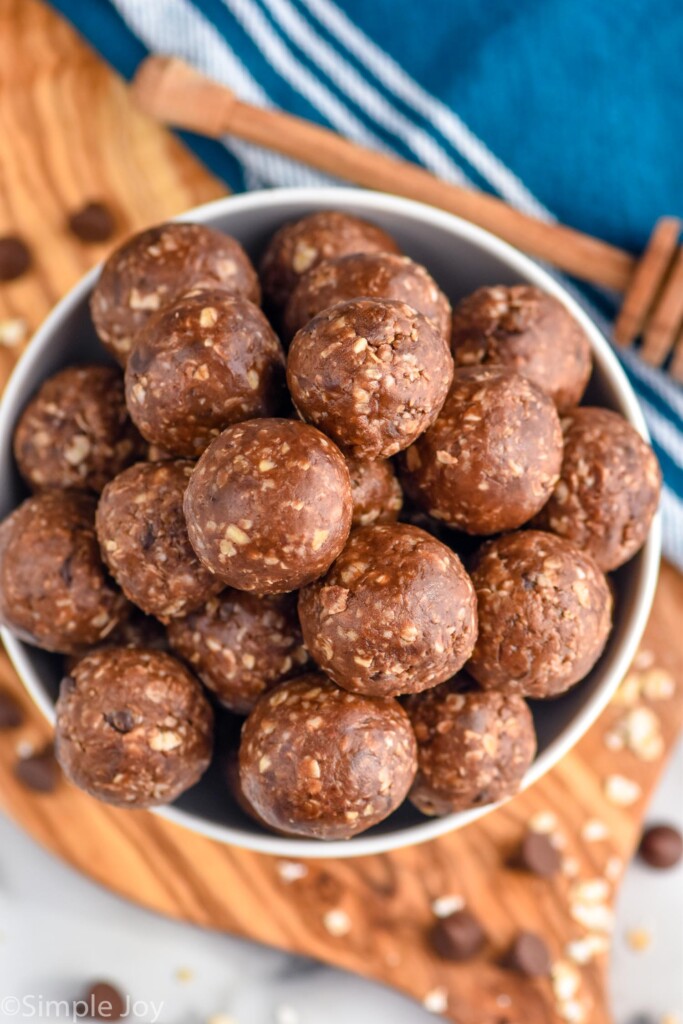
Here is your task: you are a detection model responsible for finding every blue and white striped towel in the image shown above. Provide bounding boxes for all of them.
[53,0,683,568]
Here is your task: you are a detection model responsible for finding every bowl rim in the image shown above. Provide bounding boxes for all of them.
[0,186,661,859]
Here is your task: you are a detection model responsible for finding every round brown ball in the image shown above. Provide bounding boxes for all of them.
[96,460,223,621]
[347,457,403,527]
[167,590,309,715]
[0,492,129,654]
[184,419,352,594]
[13,365,144,493]
[451,285,592,411]
[405,679,537,815]
[55,648,213,808]
[398,366,563,534]
[298,523,478,697]
[125,289,285,457]
[533,407,661,571]
[468,530,613,698]
[259,210,400,315]
[90,222,260,365]
[287,298,454,460]
[283,251,451,342]
[238,673,417,839]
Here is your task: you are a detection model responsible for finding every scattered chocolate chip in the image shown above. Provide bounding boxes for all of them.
[638,824,683,870]
[68,202,116,243]
[14,745,60,792]
[504,931,551,977]
[515,831,562,877]
[430,909,486,961]
[0,235,32,281]
[0,688,24,729]
[81,981,126,1020]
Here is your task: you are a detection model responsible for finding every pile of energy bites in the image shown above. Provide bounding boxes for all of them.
[0,211,661,840]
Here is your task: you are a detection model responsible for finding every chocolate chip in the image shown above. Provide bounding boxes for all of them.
[515,831,562,877]
[504,931,551,977]
[105,709,136,734]
[0,688,23,729]
[638,824,683,870]
[81,981,126,1020]
[0,235,31,281]
[14,745,60,792]
[68,202,116,243]
[430,909,486,961]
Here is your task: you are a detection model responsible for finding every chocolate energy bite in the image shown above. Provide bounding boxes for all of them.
[298,523,477,697]
[259,210,401,315]
[287,298,454,460]
[97,460,223,621]
[468,530,612,698]
[167,590,309,715]
[451,285,592,411]
[90,222,260,365]
[347,457,403,527]
[239,673,417,839]
[0,492,129,654]
[398,366,562,534]
[533,407,661,571]
[13,364,144,493]
[55,648,213,808]
[125,289,286,457]
[283,251,451,343]
[184,419,352,594]
[404,679,536,815]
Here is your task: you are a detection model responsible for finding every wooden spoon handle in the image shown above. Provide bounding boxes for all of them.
[132,56,635,293]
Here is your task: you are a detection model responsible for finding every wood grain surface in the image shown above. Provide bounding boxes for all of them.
[0,5,681,1023]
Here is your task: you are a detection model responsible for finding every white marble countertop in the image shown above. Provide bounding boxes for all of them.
[0,742,681,1024]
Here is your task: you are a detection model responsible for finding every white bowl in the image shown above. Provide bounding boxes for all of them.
[0,187,660,858]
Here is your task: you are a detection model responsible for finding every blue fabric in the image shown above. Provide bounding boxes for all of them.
[51,0,683,565]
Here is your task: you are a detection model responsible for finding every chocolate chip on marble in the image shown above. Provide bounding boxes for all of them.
[14,744,60,792]
[0,235,31,281]
[68,202,116,243]
[430,909,486,961]
[504,931,551,977]
[638,824,683,870]
[515,831,562,877]
[0,688,23,729]
[81,980,126,1020]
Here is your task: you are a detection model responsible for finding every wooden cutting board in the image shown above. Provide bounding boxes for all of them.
[0,5,681,1022]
